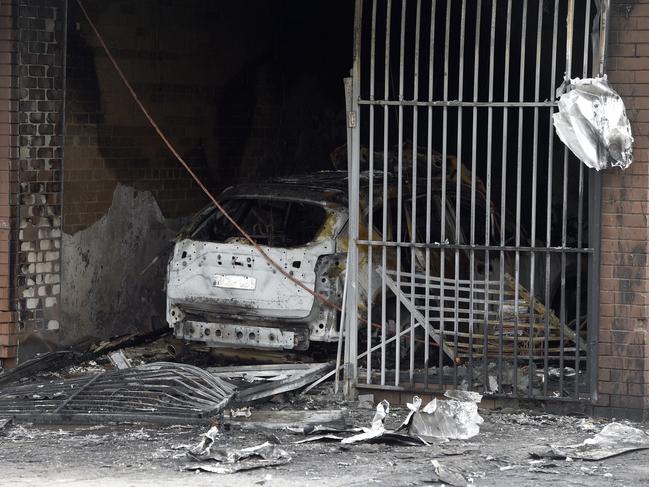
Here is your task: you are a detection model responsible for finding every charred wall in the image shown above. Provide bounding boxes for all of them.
[13,0,65,361]
[63,0,352,234]
[60,0,352,342]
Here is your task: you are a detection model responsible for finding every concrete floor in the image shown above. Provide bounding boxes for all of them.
[1,403,648,487]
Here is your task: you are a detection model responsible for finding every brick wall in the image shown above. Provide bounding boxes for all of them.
[14,0,64,358]
[597,0,649,420]
[0,0,19,368]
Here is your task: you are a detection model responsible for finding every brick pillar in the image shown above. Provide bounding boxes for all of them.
[14,0,64,359]
[0,0,19,368]
[597,2,649,420]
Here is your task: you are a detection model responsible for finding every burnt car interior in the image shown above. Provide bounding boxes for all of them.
[192,199,328,248]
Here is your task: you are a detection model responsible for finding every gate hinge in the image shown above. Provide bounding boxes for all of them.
[347,111,357,128]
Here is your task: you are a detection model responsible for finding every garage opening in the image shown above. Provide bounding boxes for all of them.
[61,0,354,342]
[346,0,602,401]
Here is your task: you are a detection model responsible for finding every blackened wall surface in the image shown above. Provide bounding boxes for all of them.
[58,0,352,343]
[63,0,353,234]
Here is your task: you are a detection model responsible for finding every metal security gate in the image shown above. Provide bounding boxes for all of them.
[344,0,608,402]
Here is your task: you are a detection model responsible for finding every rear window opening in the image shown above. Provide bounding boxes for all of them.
[191,198,327,247]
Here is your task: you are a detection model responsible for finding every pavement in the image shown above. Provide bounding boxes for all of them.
[1,401,649,487]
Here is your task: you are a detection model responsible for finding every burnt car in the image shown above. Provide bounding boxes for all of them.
[166,169,583,362]
[166,172,351,352]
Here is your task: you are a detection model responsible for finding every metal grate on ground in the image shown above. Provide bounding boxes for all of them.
[0,362,236,424]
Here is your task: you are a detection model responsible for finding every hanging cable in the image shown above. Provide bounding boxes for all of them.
[74,0,351,317]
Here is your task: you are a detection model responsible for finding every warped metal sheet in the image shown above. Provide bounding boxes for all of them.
[208,362,334,403]
[0,362,236,424]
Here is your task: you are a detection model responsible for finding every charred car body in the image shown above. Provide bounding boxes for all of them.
[166,167,583,362]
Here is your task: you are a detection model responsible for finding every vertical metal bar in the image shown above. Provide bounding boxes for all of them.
[380,0,392,387]
[588,0,609,404]
[498,0,513,396]
[366,0,377,384]
[344,76,353,389]
[453,0,466,388]
[344,0,363,398]
[439,0,451,387]
[543,0,560,398]
[394,0,406,387]
[424,0,437,389]
[513,0,529,396]
[483,0,497,391]
[60,0,69,232]
[409,0,422,385]
[574,0,591,399]
[469,0,482,389]
[335,253,350,394]
[598,0,609,77]
[527,0,543,398]
[560,0,575,398]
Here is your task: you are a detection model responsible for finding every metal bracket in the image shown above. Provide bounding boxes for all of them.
[347,111,357,128]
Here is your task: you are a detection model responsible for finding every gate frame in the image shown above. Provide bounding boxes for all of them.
[344,0,609,403]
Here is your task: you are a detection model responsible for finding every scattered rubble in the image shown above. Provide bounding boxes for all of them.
[184,425,291,474]
[289,394,483,447]
[529,422,649,463]
[226,408,348,432]
[210,362,334,403]
[108,350,132,370]
[0,406,648,485]
[430,459,468,486]
[562,422,649,461]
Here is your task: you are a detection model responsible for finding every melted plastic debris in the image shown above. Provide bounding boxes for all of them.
[430,459,468,486]
[553,75,633,171]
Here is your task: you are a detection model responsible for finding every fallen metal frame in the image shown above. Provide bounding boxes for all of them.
[0,362,236,425]
[345,0,605,402]
[208,362,334,403]
[381,267,585,361]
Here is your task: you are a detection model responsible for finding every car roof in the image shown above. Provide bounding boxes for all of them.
[219,170,460,207]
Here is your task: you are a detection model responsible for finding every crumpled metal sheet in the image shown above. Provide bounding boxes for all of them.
[185,426,291,473]
[530,422,649,462]
[553,75,633,170]
[338,400,427,446]
[400,391,484,441]
[564,422,649,461]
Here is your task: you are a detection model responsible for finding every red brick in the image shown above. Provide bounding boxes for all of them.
[0,344,16,358]
[0,312,15,325]
[599,381,628,396]
[610,395,647,410]
[0,334,17,346]
[0,357,16,369]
